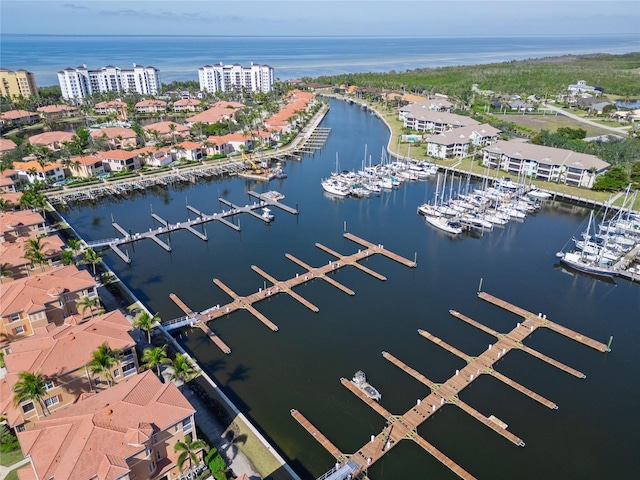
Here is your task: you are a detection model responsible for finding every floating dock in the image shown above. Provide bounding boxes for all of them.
[163,233,416,353]
[292,292,609,479]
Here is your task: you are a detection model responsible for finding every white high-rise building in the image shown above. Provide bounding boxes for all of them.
[57,64,161,101]
[198,62,274,94]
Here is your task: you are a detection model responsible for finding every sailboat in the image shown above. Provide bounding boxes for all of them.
[321,153,350,197]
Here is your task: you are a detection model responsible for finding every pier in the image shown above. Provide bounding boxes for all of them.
[163,233,416,353]
[292,292,609,479]
[84,191,299,264]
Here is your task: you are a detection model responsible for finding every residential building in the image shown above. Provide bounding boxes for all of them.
[0,265,97,341]
[203,136,230,156]
[58,63,161,101]
[94,100,128,120]
[0,169,19,193]
[0,232,64,279]
[95,150,141,172]
[27,131,75,151]
[184,101,244,126]
[0,138,17,157]
[16,370,197,480]
[0,310,138,430]
[0,110,40,127]
[36,104,78,120]
[135,147,173,168]
[0,68,38,98]
[68,155,106,178]
[13,160,65,184]
[399,106,480,133]
[172,141,204,161]
[482,140,610,188]
[143,121,190,141]
[172,98,202,113]
[135,99,168,114]
[207,133,255,154]
[424,124,501,159]
[0,210,47,243]
[90,126,137,149]
[198,62,274,93]
[568,80,602,96]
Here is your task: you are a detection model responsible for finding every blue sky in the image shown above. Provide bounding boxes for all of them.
[1,0,639,36]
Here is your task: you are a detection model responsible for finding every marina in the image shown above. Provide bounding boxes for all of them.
[293,292,610,480]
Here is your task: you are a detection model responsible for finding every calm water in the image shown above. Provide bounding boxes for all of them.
[59,99,639,479]
[3,34,639,86]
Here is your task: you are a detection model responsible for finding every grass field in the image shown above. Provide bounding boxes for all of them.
[495,113,616,137]
[0,449,24,467]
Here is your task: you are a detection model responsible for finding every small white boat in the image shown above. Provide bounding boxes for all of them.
[261,207,274,221]
[351,370,381,401]
[321,178,350,197]
[424,215,463,235]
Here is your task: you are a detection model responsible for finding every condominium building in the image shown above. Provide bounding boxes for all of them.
[198,62,274,93]
[0,68,38,98]
[58,63,161,101]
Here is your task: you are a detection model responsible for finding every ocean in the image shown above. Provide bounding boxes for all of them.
[2,33,639,87]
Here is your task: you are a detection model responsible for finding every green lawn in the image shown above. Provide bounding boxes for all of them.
[0,449,24,467]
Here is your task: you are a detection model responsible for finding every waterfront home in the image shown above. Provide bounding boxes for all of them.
[400,107,480,134]
[0,110,40,127]
[0,138,17,157]
[0,169,19,193]
[0,310,138,430]
[36,104,78,120]
[424,124,501,159]
[90,126,137,149]
[588,101,615,115]
[0,232,64,280]
[143,121,190,141]
[184,101,244,126]
[13,160,65,185]
[172,141,204,161]
[482,140,610,188]
[94,100,128,120]
[203,136,230,156]
[508,100,535,112]
[15,370,197,480]
[207,133,255,154]
[68,155,106,178]
[95,149,141,172]
[135,146,173,167]
[27,131,75,151]
[135,99,168,114]
[0,210,47,242]
[0,265,97,341]
[172,98,202,112]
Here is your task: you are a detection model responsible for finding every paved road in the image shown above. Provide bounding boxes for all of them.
[542,104,629,135]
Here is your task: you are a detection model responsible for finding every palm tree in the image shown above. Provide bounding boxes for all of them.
[132,311,159,343]
[60,249,75,265]
[76,295,99,318]
[82,247,102,277]
[24,237,51,271]
[174,434,209,479]
[0,262,13,279]
[0,197,12,212]
[67,238,81,257]
[169,353,196,383]
[87,342,122,387]
[141,345,171,379]
[12,371,51,416]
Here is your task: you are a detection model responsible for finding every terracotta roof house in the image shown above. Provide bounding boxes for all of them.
[0,190,22,209]
[172,141,203,161]
[1,310,139,429]
[135,99,168,114]
[134,147,173,168]
[424,124,501,159]
[36,104,78,119]
[0,110,40,126]
[0,265,97,342]
[482,140,610,188]
[94,100,128,120]
[203,136,230,156]
[17,370,197,480]
[90,126,137,149]
[27,131,75,151]
[95,150,141,172]
[13,160,66,185]
[184,101,244,125]
[0,233,65,280]
[172,98,202,112]
[68,155,106,178]
[0,210,47,242]
[143,121,190,140]
[207,133,255,154]
[0,169,19,193]
[0,138,17,156]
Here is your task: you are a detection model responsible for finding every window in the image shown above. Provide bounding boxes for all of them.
[21,402,35,413]
[122,363,136,377]
[14,326,25,335]
[43,380,55,391]
[10,313,20,322]
[16,424,25,433]
[182,418,192,433]
[156,450,161,460]
[94,377,102,386]
[113,369,119,378]
[145,447,151,458]
[44,396,59,408]
[148,461,156,474]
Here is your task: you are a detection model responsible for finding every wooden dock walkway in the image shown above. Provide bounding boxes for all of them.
[292,292,610,479]
[163,233,416,354]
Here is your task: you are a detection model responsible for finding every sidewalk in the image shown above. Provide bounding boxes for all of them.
[0,458,29,480]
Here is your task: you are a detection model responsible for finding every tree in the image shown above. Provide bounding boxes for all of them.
[0,197,12,212]
[60,249,75,265]
[76,295,99,318]
[12,371,51,416]
[132,311,159,343]
[0,262,13,279]
[174,434,209,479]
[24,237,51,271]
[141,345,171,379]
[169,353,196,383]
[82,247,102,277]
[87,342,122,387]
